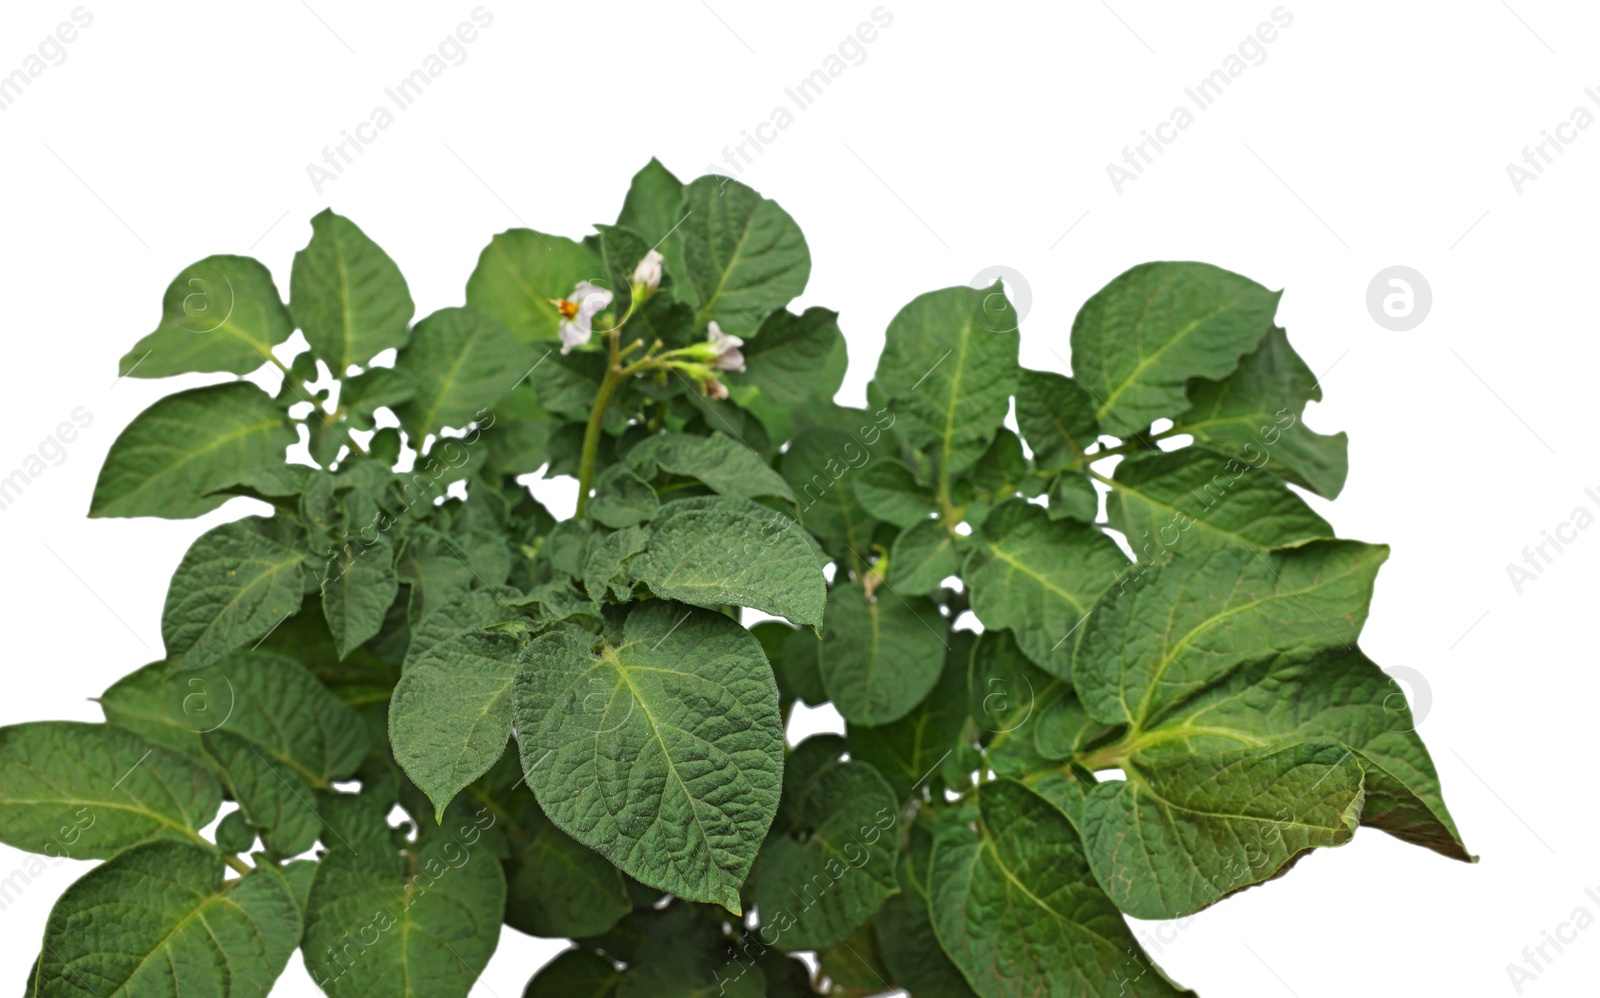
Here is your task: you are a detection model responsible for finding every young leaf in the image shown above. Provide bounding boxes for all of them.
[1071,261,1281,436]
[754,757,901,950]
[677,175,811,338]
[1104,447,1332,557]
[1078,741,1365,919]
[819,581,948,726]
[118,255,294,379]
[391,629,528,819]
[1073,540,1389,729]
[465,229,602,343]
[302,802,506,996]
[0,721,219,859]
[290,209,415,373]
[395,306,533,435]
[632,496,824,626]
[874,284,1020,478]
[1176,326,1350,498]
[512,602,784,913]
[161,516,307,672]
[964,499,1128,679]
[90,383,295,519]
[33,841,301,997]
[930,780,1193,997]
[1015,369,1099,471]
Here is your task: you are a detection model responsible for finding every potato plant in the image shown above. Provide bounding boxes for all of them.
[0,160,1471,997]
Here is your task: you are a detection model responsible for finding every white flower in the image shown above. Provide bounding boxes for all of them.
[632,249,663,293]
[706,321,745,372]
[551,281,613,354]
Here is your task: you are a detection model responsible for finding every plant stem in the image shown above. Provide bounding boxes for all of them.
[575,364,626,519]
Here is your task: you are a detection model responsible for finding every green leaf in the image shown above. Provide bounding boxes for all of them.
[1104,447,1333,557]
[290,209,415,372]
[847,631,973,802]
[733,307,847,405]
[752,621,826,707]
[523,949,623,998]
[90,383,295,519]
[780,426,882,561]
[875,825,979,998]
[617,157,686,248]
[1071,261,1282,436]
[590,467,661,528]
[465,228,603,343]
[930,780,1192,997]
[965,499,1128,679]
[1074,540,1389,729]
[1134,647,1472,862]
[161,516,307,672]
[395,306,534,435]
[1079,740,1365,918]
[632,496,824,626]
[1176,326,1350,498]
[319,534,400,659]
[626,432,795,502]
[0,721,219,859]
[854,458,937,528]
[819,581,948,725]
[34,841,301,997]
[874,284,1020,477]
[677,175,811,339]
[119,255,294,378]
[754,757,900,950]
[302,802,506,996]
[1016,369,1099,470]
[507,805,631,939]
[391,629,528,819]
[512,602,784,912]
[888,518,960,594]
[583,525,649,602]
[402,586,522,672]
[1046,471,1100,523]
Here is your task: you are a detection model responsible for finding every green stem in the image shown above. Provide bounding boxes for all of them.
[575,364,626,519]
[223,853,252,876]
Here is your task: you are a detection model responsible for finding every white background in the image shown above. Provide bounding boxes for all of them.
[0,1,1595,995]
